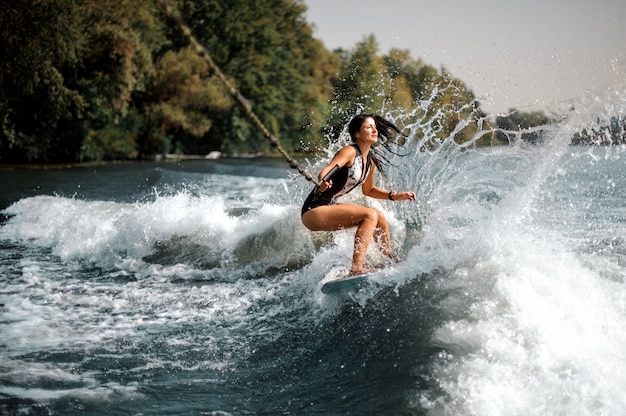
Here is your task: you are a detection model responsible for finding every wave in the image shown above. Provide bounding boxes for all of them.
[2,83,626,414]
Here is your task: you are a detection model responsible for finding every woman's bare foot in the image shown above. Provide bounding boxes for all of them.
[348,267,379,276]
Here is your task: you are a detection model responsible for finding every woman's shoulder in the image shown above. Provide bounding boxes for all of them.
[332,144,357,161]
[337,144,358,157]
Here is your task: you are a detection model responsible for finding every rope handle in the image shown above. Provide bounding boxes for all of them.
[155,0,320,187]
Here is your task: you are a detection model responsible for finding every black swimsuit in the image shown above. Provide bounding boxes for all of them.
[301,144,372,216]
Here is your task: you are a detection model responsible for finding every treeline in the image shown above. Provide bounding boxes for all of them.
[495,109,552,144]
[1,0,544,163]
[571,115,626,145]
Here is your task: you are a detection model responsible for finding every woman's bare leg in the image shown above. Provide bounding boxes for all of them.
[372,210,393,259]
[302,204,390,274]
[351,209,378,273]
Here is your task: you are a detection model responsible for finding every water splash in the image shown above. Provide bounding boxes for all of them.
[2,82,626,415]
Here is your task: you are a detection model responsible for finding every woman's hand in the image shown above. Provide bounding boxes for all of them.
[318,179,332,192]
[391,191,416,201]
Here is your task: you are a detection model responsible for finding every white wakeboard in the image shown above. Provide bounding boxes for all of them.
[320,267,378,295]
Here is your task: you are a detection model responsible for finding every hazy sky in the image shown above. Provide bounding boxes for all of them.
[303,0,626,113]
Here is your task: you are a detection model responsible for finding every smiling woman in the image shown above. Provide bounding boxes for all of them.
[301,113,416,275]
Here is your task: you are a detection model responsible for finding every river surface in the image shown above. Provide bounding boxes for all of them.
[2,88,626,415]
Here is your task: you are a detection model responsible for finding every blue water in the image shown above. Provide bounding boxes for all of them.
[2,86,626,415]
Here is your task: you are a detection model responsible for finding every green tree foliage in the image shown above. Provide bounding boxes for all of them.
[384,49,422,111]
[176,0,336,153]
[571,115,626,145]
[140,48,232,156]
[1,0,501,163]
[327,37,486,148]
[495,109,552,144]
[326,35,389,139]
[0,0,168,162]
[0,0,338,162]
[77,0,168,160]
[0,0,86,161]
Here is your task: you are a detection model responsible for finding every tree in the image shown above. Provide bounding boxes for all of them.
[0,0,171,162]
[0,0,85,161]
[176,0,336,153]
[495,109,551,144]
[77,0,169,160]
[384,49,421,111]
[0,0,495,163]
[327,37,485,148]
[327,35,389,140]
[139,48,232,156]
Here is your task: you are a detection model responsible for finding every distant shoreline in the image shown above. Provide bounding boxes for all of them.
[0,151,316,170]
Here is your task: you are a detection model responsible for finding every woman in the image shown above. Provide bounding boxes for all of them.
[301,113,415,275]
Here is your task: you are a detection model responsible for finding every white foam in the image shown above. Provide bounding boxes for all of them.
[2,93,626,413]
[424,190,626,415]
[1,191,299,269]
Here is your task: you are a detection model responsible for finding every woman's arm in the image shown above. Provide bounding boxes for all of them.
[362,165,416,201]
[361,165,387,199]
[317,146,356,192]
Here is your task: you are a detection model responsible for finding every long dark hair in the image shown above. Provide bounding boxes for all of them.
[347,113,406,176]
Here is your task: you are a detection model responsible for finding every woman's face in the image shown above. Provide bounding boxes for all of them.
[354,117,378,145]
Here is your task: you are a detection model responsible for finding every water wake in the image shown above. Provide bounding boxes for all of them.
[1,83,626,415]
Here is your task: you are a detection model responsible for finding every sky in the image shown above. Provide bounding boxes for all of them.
[303,0,626,114]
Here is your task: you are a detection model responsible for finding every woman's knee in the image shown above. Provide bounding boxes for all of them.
[362,208,379,225]
[374,209,388,227]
